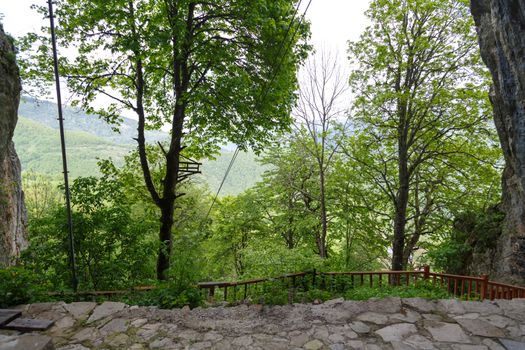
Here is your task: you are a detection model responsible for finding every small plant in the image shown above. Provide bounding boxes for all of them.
[344,280,450,301]
[0,266,48,307]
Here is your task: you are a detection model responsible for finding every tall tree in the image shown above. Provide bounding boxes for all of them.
[293,50,348,258]
[21,0,310,279]
[347,0,496,270]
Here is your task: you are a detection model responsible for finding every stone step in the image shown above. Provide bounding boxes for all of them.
[0,334,54,350]
[3,318,55,332]
[0,310,22,327]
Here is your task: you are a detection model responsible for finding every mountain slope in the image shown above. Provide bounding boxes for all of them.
[15,98,267,194]
[14,117,129,178]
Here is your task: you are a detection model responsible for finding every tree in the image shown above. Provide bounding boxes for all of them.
[346,0,498,270]
[21,0,310,279]
[293,50,349,258]
[257,135,323,255]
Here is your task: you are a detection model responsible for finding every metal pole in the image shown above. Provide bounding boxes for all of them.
[47,0,78,293]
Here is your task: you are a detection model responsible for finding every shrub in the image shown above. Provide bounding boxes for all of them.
[0,267,47,307]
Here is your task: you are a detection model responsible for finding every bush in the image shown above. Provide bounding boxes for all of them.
[124,282,204,309]
[344,280,450,300]
[427,207,504,274]
[0,267,47,307]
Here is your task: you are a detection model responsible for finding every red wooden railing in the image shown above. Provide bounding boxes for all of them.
[197,266,525,302]
[49,266,525,302]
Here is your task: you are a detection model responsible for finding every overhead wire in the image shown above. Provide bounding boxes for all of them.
[202,0,313,224]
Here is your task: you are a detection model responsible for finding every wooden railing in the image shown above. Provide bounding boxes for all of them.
[197,266,525,303]
[49,266,525,303]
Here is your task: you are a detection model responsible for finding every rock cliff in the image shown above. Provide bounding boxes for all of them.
[471,0,525,284]
[0,23,28,266]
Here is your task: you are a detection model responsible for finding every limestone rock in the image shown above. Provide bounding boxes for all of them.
[0,334,54,350]
[303,339,324,350]
[64,302,96,321]
[456,318,506,338]
[498,339,525,350]
[375,323,417,342]
[470,0,525,284]
[86,302,126,323]
[425,321,471,343]
[0,23,28,266]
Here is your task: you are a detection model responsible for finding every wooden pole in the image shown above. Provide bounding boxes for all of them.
[47,0,77,293]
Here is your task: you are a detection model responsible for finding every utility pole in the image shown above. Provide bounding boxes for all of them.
[47,0,78,293]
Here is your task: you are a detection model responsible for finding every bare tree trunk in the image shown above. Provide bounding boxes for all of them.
[294,50,348,260]
[318,164,328,258]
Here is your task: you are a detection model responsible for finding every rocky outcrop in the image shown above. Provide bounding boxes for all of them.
[470,0,525,284]
[0,23,28,266]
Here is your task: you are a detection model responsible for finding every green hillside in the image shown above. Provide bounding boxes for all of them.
[14,117,130,178]
[14,104,267,194]
[199,151,268,196]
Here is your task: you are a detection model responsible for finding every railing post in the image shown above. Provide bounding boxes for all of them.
[423,265,430,280]
[312,269,317,289]
[480,274,489,301]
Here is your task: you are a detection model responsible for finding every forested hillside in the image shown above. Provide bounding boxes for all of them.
[15,98,266,194]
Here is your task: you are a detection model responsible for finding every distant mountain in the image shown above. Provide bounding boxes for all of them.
[18,96,168,145]
[15,97,267,195]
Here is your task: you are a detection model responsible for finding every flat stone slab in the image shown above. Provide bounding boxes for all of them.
[3,318,55,332]
[456,318,506,338]
[86,302,126,323]
[425,321,471,343]
[0,310,21,327]
[375,323,417,342]
[499,338,525,350]
[0,333,54,350]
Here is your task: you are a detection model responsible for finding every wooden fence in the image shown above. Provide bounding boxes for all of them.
[196,266,525,303]
[50,266,525,303]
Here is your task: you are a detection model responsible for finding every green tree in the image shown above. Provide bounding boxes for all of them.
[209,191,265,277]
[346,0,500,270]
[257,135,323,254]
[21,0,310,279]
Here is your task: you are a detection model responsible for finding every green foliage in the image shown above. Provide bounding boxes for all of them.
[344,0,502,268]
[0,267,48,307]
[15,107,268,194]
[344,281,450,301]
[427,207,504,274]
[127,282,204,309]
[22,163,158,290]
[20,0,310,155]
[14,117,129,178]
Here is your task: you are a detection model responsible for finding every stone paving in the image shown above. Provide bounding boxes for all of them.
[1,297,525,349]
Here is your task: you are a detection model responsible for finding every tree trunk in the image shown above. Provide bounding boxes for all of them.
[471,0,525,284]
[157,200,175,280]
[318,166,328,259]
[392,178,409,271]
[392,99,410,271]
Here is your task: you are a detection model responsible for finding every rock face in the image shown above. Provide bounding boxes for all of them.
[470,0,525,284]
[0,23,28,266]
